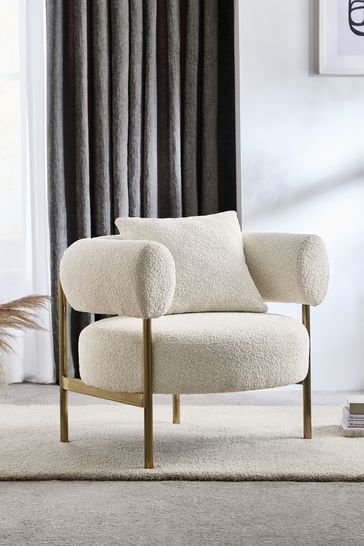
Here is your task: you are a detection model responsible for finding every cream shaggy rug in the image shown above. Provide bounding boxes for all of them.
[0,404,363,481]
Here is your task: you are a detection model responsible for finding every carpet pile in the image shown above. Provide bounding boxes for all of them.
[0,404,362,480]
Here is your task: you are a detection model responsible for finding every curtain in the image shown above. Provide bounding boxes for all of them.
[0,0,54,383]
[47,0,236,379]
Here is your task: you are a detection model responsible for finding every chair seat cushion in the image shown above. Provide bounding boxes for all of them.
[79,313,309,394]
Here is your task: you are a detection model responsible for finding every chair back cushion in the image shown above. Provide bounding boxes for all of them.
[115,211,267,314]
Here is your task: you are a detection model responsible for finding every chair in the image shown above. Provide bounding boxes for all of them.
[59,231,329,469]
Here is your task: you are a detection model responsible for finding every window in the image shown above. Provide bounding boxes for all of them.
[0,0,54,383]
[0,1,25,290]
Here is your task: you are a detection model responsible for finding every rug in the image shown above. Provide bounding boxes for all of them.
[0,404,363,480]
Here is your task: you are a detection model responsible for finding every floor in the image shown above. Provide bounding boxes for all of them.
[1,384,364,546]
[4,383,360,406]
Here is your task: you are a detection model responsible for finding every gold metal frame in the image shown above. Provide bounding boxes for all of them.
[143,318,153,468]
[59,279,68,443]
[173,394,181,424]
[59,277,312,468]
[302,304,312,439]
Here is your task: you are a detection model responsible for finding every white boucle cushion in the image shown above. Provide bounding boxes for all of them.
[243,233,329,305]
[60,238,176,318]
[115,212,267,314]
[79,313,309,394]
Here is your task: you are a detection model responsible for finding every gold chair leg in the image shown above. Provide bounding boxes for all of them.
[58,278,69,442]
[302,304,312,439]
[143,318,153,469]
[173,394,181,424]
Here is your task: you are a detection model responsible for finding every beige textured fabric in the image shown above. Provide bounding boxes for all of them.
[60,238,176,318]
[1,405,363,480]
[79,313,309,394]
[243,233,329,305]
[115,212,267,314]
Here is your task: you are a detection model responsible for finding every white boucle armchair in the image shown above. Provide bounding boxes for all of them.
[59,231,329,469]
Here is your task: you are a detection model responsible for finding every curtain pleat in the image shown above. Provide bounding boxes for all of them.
[128,1,143,217]
[73,1,91,240]
[90,0,112,236]
[156,0,170,217]
[166,0,182,217]
[47,0,236,378]
[110,0,129,219]
[182,0,200,216]
[142,0,158,217]
[201,0,219,214]
[47,0,66,379]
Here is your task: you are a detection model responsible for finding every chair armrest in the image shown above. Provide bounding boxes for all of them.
[60,236,176,318]
[242,233,329,306]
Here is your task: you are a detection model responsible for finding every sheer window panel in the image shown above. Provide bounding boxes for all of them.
[0,0,54,383]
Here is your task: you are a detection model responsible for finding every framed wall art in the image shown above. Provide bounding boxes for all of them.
[320,0,364,74]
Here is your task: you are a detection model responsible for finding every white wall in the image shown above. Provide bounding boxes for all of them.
[238,0,364,390]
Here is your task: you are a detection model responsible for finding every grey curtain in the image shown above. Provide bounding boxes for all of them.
[47,0,236,379]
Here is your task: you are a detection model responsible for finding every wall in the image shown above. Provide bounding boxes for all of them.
[238,0,364,390]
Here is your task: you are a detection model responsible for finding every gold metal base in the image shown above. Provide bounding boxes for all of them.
[143,318,153,469]
[58,279,314,468]
[59,278,69,443]
[58,280,155,468]
[302,304,312,439]
[60,388,68,442]
[173,394,181,424]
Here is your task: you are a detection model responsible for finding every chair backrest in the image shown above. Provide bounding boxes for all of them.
[115,212,267,314]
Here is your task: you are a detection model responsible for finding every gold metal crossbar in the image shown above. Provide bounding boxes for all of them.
[61,377,144,407]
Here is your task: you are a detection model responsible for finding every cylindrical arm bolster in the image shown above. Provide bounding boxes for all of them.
[242,233,329,305]
[60,237,176,318]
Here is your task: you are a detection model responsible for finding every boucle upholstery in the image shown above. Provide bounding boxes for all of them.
[60,238,175,318]
[79,313,309,394]
[115,212,267,314]
[243,233,329,305]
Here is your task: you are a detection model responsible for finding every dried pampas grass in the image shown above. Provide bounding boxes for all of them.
[0,295,50,353]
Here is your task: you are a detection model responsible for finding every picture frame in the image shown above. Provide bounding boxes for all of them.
[319,0,364,75]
